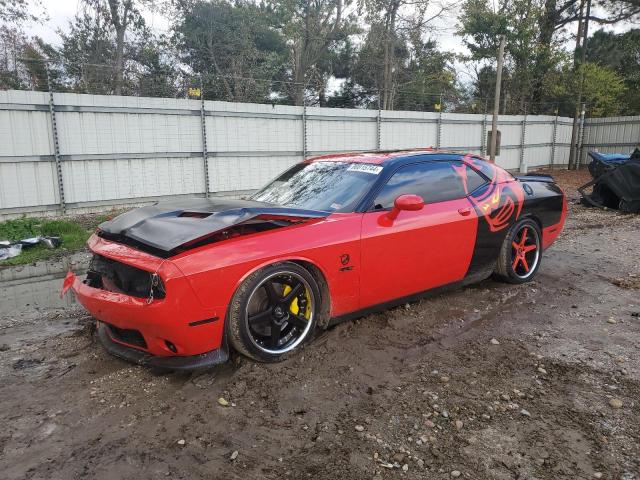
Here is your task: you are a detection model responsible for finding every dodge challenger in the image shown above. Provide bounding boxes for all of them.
[63,150,567,370]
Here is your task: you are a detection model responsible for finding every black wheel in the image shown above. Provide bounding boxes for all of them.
[226,262,319,362]
[495,218,542,284]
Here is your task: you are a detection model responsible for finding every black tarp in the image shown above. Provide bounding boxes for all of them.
[579,150,640,213]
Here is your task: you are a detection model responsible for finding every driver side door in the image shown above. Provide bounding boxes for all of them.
[359,160,482,308]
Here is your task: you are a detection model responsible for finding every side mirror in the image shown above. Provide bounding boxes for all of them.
[394,194,424,212]
[380,194,424,225]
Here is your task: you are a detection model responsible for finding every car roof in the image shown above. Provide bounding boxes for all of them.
[306,149,482,169]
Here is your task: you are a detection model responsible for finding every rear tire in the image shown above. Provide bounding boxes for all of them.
[495,218,542,284]
[226,262,320,362]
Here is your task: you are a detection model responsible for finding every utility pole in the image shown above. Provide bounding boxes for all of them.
[490,35,506,164]
[568,0,591,170]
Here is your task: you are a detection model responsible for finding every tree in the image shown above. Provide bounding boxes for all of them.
[57,0,175,96]
[0,26,27,89]
[584,28,640,115]
[58,8,118,93]
[459,0,547,113]
[106,0,143,94]
[0,0,42,23]
[0,0,48,90]
[136,37,180,98]
[355,0,454,109]
[174,0,287,102]
[459,0,640,114]
[548,62,626,117]
[79,0,146,94]
[541,0,639,32]
[269,0,356,105]
[352,10,403,109]
[394,39,458,111]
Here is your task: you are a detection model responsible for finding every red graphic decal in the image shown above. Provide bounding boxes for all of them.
[456,155,524,232]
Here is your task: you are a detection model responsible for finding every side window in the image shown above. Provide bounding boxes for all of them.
[371,161,467,210]
[465,165,487,194]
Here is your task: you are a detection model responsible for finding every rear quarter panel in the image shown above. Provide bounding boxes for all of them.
[520,180,567,249]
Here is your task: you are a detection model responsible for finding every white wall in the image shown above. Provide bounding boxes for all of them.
[0,90,577,218]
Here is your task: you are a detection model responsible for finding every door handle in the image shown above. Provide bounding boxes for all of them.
[458,207,472,216]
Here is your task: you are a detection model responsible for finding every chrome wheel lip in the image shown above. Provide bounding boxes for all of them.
[512,225,541,279]
[245,270,315,355]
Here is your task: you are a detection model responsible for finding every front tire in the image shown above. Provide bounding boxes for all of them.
[495,218,542,284]
[227,262,320,362]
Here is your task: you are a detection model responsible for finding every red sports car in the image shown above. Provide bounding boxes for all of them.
[64,150,567,370]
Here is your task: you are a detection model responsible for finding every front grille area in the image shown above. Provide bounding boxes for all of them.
[85,254,166,300]
[106,324,147,349]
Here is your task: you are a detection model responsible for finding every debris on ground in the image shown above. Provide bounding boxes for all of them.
[578,149,640,213]
[0,236,61,260]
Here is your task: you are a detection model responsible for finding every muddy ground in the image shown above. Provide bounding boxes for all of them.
[1,169,639,480]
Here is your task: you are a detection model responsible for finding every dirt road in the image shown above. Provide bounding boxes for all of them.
[1,171,639,480]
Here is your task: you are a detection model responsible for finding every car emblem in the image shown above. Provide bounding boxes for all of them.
[340,254,350,266]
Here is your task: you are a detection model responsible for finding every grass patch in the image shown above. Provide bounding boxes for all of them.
[0,216,98,266]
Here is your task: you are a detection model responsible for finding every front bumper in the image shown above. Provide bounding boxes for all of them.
[68,234,228,364]
[97,322,228,371]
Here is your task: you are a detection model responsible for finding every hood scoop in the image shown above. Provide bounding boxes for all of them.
[98,197,329,256]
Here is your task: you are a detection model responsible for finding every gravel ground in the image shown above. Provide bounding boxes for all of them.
[1,170,639,480]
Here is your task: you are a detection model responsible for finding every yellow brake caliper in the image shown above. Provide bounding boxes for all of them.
[283,285,311,320]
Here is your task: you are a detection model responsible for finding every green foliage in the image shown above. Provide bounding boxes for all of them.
[551,63,626,117]
[580,64,627,117]
[458,0,639,115]
[0,217,93,266]
[458,0,510,60]
[585,28,640,115]
[58,9,118,93]
[174,0,287,102]
[394,40,459,111]
[459,0,550,112]
[0,0,40,24]
[258,0,359,105]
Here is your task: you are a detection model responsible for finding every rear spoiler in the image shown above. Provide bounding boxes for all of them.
[515,174,555,183]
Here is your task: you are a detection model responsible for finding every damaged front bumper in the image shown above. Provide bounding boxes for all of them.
[97,322,228,371]
[65,234,229,371]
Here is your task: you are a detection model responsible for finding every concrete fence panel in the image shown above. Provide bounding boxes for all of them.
[0,89,596,219]
[306,107,378,154]
[380,111,439,151]
[581,116,640,165]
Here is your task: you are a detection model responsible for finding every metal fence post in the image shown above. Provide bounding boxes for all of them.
[302,101,308,159]
[199,77,210,197]
[376,104,382,151]
[551,107,559,167]
[481,98,488,156]
[519,104,528,174]
[46,63,66,214]
[436,93,443,150]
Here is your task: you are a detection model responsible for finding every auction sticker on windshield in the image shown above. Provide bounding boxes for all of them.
[347,164,383,174]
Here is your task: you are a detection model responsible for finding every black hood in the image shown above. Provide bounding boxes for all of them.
[98,197,329,254]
